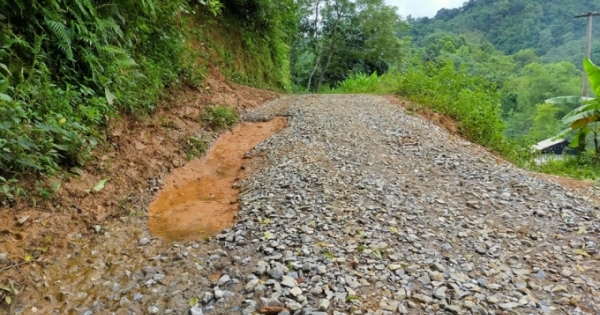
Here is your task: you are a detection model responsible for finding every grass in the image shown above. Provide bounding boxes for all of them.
[531,153,600,181]
[330,61,600,181]
[181,135,208,160]
[202,106,239,130]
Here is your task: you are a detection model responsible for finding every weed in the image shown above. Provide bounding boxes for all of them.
[202,106,239,130]
[323,252,335,260]
[0,176,24,204]
[159,118,177,129]
[181,135,208,160]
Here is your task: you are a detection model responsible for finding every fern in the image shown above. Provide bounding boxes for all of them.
[44,19,74,60]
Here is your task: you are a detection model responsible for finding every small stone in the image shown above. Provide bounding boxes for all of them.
[148,306,160,314]
[281,276,297,288]
[413,294,433,304]
[289,287,302,297]
[552,285,568,293]
[189,304,203,315]
[434,287,447,299]
[389,264,403,271]
[254,261,270,275]
[119,297,130,307]
[511,277,527,289]
[318,299,330,311]
[217,275,231,286]
[214,288,224,299]
[445,305,463,314]
[269,266,284,280]
[0,253,7,263]
[203,292,214,304]
[246,279,259,292]
[286,302,302,311]
[499,302,518,311]
[317,265,327,275]
[560,269,572,277]
[534,209,546,216]
[486,296,499,304]
[431,263,445,272]
[139,238,150,246]
[17,215,30,225]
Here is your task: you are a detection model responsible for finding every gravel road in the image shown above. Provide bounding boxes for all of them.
[14,95,600,315]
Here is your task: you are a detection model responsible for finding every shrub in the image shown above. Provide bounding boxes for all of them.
[181,135,208,160]
[202,106,239,130]
[333,72,382,93]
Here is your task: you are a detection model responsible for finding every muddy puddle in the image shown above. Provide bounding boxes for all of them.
[148,117,287,241]
[10,117,286,315]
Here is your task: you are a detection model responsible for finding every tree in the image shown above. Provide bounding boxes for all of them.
[547,59,600,157]
[291,0,407,91]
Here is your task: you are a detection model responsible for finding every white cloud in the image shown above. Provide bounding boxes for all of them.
[384,0,465,18]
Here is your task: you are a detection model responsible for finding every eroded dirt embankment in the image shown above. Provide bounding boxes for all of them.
[0,69,279,313]
[148,117,287,241]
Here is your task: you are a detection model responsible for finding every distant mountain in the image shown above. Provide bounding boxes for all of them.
[407,0,600,64]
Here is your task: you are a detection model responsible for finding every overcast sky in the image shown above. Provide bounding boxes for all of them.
[384,0,465,18]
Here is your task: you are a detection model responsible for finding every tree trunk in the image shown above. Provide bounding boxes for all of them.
[316,0,341,92]
[306,0,323,92]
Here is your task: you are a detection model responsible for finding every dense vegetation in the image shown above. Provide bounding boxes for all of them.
[408,0,600,63]
[290,0,409,92]
[0,0,297,198]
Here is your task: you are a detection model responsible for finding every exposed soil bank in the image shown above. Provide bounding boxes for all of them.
[148,117,287,242]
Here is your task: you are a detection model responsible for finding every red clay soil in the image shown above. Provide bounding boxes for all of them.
[0,67,278,294]
[148,117,287,241]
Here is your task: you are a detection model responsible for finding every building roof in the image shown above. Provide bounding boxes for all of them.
[532,138,567,151]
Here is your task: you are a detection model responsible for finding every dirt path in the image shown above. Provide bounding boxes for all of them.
[3,94,600,315]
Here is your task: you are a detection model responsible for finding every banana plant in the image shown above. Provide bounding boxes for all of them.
[546,58,600,156]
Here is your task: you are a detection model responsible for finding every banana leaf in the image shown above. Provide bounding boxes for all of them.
[568,127,590,149]
[562,100,600,128]
[584,58,600,96]
[545,96,594,105]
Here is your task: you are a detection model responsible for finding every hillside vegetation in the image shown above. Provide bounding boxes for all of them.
[0,0,296,199]
[409,0,600,64]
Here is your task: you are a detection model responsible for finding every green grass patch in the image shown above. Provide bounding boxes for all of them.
[530,153,600,181]
[180,135,208,160]
[202,106,239,130]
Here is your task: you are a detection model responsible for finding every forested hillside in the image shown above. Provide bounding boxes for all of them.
[390,0,600,144]
[409,0,600,65]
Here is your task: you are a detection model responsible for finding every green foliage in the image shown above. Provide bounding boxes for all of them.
[333,72,382,93]
[532,152,600,180]
[0,0,197,181]
[291,0,408,92]
[407,0,599,59]
[395,61,507,150]
[214,0,298,90]
[0,0,295,194]
[202,106,239,130]
[546,59,600,156]
[333,59,517,157]
[181,135,208,160]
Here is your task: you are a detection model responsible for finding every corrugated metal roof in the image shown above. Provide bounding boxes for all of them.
[532,138,567,151]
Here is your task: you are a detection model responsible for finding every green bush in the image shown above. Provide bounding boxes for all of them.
[333,60,521,159]
[202,106,239,130]
[0,0,232,184]
[181,135,208,160]
[333,72,382,93]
